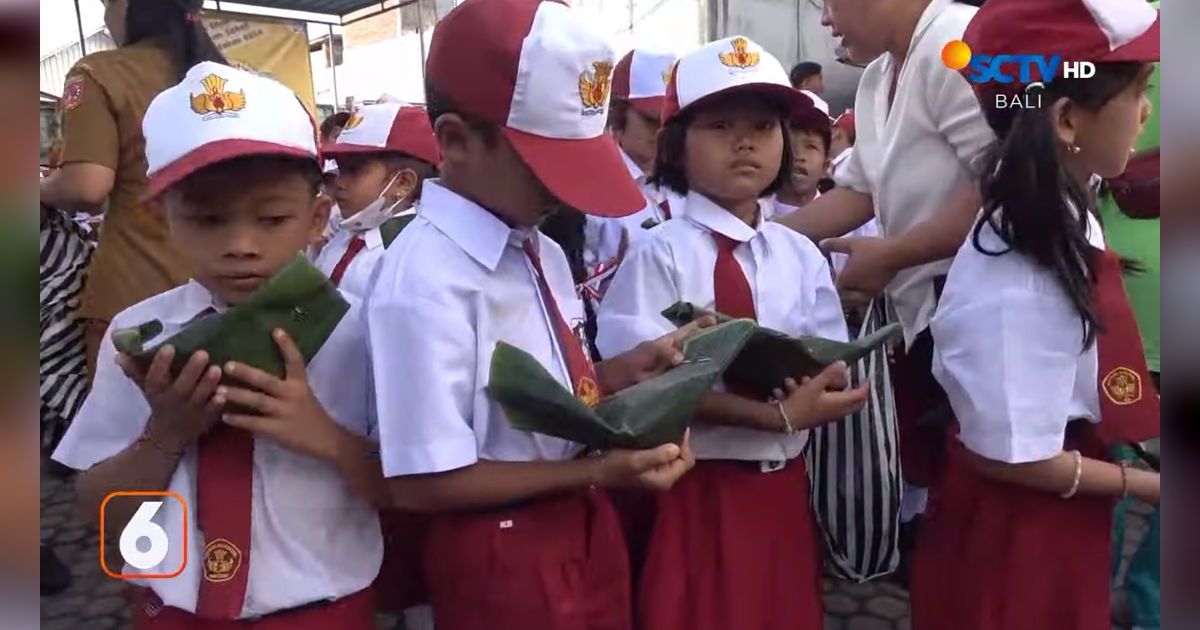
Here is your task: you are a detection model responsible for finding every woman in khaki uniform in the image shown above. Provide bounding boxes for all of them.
[39,0,226,380]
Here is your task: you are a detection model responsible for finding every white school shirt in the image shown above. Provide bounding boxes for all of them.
[313,206,417,298]
[767,190,881,276]
[931,211,1106,465]
[596,192,848,461]
[52,281,382,619]
[580,215,629,309]
[834,0,995,348]
[365,180,586,477]
[611,148,686,237]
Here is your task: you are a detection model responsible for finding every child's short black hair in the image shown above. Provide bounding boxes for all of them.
[790,120,832,157]
[320,111,351,142]
[648,102,794,198]
[789,61,822,88]
[175,155,322,199]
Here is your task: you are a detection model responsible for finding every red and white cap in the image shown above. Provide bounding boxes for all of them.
[662,35,807,125]
[790,88,832,132]
[834,108,855,137]
[612,48,678,118]
[143,61,317,199]
[425,0,643,218]
[323,102,441,166]
[963,0,1159,92]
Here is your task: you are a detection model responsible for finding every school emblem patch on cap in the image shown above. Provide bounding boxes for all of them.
[1103,366,1142,405]
[343,112,364,130]
[719,37,760,69]
[579,61,614,116]
[202,538,242,583]
[190,74,246,120]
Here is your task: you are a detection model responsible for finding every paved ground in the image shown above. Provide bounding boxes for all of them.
[41,467,1151,629]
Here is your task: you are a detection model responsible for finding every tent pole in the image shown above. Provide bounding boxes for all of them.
[74,0,87,55]
[416,0,427,84]
[329,23,341,111]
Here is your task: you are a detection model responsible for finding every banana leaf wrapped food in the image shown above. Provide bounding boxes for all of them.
[111,254,349,379]
[661,301,903,400]
[488,319,756,449]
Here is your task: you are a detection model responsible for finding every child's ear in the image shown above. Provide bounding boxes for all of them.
[1050,95,1079,149]
[308,194,333,245]
[386,168,419,203]
[434,114,471,168]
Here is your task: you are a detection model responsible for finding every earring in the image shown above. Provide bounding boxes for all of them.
[1068,144,1081,155]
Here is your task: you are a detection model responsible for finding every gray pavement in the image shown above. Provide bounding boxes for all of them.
[41,467,1151,629]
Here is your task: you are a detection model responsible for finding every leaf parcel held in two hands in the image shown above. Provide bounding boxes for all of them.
[661,302,903,400]
[488,319,756,450]
[110,255,349,380]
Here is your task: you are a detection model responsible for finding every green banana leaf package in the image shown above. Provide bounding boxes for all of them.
[111,254,349,380]
[661,301,902,400]
[488,319,756,450]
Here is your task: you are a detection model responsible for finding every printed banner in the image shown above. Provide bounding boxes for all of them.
[203,13,317,114]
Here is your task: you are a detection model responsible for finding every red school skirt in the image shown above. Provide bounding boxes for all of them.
[910,426,1115,630]
[423,487,631,630]
[637,458,824,630]
[132,588,375,630]
[373,509,430,612]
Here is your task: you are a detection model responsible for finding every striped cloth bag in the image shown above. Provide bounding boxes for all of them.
[40,206,95,452]
[804,298,903,582]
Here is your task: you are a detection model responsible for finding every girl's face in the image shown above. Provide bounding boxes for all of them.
[684,98,784,209]
[614,105,662,174]
[1068,64,1154,179]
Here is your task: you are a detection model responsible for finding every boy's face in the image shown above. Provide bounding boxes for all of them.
[787,128,830,196]
[163,160,330,305]
[614,104,662,174]
[333,154,397,216]
[685,98,784,206]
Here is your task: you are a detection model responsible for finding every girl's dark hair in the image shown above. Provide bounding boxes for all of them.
[649,97,794,198]
[973,61,1146,348]
[125,0,227,80]
[539,207,601,360]
[608,98,630,132]
[320,112,351,142]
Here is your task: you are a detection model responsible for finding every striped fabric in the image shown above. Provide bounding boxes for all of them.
[804,298,903,582]
[40,206,94,451]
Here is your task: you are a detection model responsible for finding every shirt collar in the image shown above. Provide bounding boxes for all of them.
[684,191,765,243]
[910,0,956,56]
[620,148,647,183]
[159,280,225,325]
[420,180,520,271]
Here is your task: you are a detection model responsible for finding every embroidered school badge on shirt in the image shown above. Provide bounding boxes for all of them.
[1103,366,1142,405]
[202,538,243,583]
[579,61,614,116]
[190,74,247,120]
[62,76,86,112]
[719,37,760,69]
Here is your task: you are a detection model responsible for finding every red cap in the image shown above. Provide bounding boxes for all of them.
[323,103,441,166]
[834,109,855,136]
[961,0,1159,100]
[425,0,643,218]
[611,49,677,119]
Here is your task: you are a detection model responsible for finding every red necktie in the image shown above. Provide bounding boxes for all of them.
[1090,248,1159,446]
[523,239,602,406]
[712,234,756,320]
[195,386,254,618]
[658,199,672,221]
[329,235,366,287]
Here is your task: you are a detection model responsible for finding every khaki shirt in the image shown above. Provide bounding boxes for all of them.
[60,40,191,324]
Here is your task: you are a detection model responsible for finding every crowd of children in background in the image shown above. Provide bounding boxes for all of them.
[41,0,1161,627]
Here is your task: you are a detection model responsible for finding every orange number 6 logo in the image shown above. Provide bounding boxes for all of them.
[99,491,188,579]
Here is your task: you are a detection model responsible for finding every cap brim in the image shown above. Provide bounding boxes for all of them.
[1101,15,1159,63]
[322,142,387,157]
[503,128,645,219]
[146,139,316,199]
[628,96,667,119]
[668,83,805,124]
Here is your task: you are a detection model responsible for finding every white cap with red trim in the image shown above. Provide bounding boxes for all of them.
[323,102,441,166]
[612,48,678,118]
[662,36,806,124]
[425,0,643,218]
[143,61,317,199]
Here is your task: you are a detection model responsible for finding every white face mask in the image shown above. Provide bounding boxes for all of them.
[339,171,410,232]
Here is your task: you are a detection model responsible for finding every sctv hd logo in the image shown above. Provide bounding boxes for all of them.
[941,39,1095,109]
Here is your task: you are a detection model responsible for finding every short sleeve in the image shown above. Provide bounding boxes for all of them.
[931,279,1083,464]
[51,321,151,470]
[801,246,850,343]
[929,67,994,177]
[832,147,871,195]
[595,238,679,359]
[58,64,120,169]
[367,286,480,477]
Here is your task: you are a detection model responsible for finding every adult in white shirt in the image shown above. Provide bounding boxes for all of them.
[774,0,995,490]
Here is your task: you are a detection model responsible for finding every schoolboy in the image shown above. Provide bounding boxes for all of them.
[315,102,440,296]
[52,62,383,628]
[365,1,700,627]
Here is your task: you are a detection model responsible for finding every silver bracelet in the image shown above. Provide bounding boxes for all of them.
[774,400,797,436]
[1060,449,1083,499]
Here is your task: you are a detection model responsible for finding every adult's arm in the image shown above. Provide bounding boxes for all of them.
[41,164,115,213]
[41,66,119,213]
[773,186,876,242]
